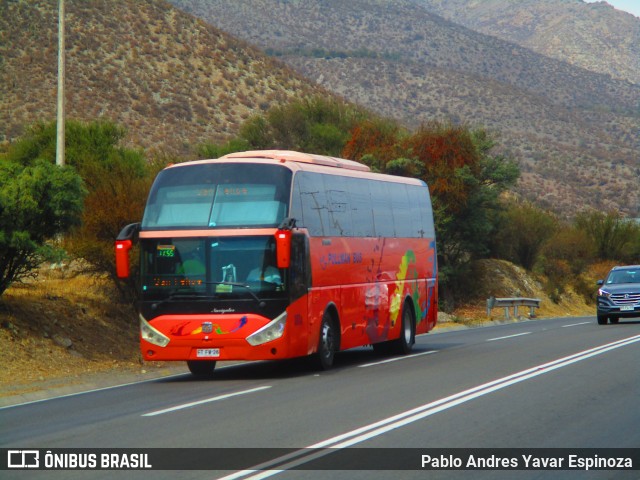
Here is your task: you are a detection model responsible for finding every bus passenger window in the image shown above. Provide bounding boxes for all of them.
[299,173,329,236]
[349,178,375,237]
[370,181,394,237]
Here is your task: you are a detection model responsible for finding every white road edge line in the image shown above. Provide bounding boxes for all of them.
[0,362,245,411]
[0,372,188,411]
[486,332,531,342]
[142,386,271,417]
[219,333,640,480]
[358,350,437,368]
[562,322,591,328]
[0,320,577,410]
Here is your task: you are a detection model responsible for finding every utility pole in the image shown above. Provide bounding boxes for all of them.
[56,0,65,166]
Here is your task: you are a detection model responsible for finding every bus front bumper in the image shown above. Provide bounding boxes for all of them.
[139,312,297,362]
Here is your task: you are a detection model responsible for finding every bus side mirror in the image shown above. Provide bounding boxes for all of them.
[275,230,291,269]
[115,239,133,278]
[115,222,140,279]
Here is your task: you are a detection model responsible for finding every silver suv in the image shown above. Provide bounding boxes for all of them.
[596,265,640,325]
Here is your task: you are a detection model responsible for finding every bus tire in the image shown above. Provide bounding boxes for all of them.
[390,301,415,355]
[312,310,338,370]
[187,360,217,377]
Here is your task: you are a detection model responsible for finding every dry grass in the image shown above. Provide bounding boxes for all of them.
[435,258,594,330]
[0,267,142,398]
[171,0,640,217]
[0,0,322,155]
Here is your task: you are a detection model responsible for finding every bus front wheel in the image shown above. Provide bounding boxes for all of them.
[187,360,217,377]
[312,311,337,370]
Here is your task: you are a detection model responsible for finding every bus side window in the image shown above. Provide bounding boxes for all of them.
[325,175,352,237]
[419,187,435,238]
[299,172,328,237]
[290,174,304,227]
[348,177,375,237]
[390,183,412,237]
[370,181,394,237]
[406,186,426,238]
[290,233,310,301]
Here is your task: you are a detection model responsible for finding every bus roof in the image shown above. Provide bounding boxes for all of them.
[164,150,425,187]
[219,150,371,172]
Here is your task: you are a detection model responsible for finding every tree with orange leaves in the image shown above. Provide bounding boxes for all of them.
[342,117,403,169]
[411,123,519,306]
[343,119,519,307]
[404,121,482,214]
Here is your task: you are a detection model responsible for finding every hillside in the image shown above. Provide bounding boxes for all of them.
[170,0,640,217]
[3,0,639,216]
[0,0,322,155]
[413,0,640,86]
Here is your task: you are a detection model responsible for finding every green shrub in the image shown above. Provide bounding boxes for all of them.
[575,211,639,262]
[492,201,557,271]
[3,120,153,298]
[0,158,85,295]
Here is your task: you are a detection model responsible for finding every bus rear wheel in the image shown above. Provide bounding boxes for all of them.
[372,301,416,355]
[187,360,217,377]
[390,302,415,354]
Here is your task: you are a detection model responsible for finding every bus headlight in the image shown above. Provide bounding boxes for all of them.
[246,311,287,346]
[140,314,170,347]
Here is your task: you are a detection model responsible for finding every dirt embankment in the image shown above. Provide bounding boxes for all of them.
[0,266,146,401]
[446,259,597,323]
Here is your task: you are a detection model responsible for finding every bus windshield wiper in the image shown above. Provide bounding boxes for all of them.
[167,292,217,301]
[151,291,220,309]
[207,282,266,308]
[151,284,265,309]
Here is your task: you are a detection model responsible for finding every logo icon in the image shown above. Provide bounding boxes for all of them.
[8,450,39,468]
[201,322,213,333]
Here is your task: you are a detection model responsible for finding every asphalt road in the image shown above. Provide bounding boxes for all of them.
[2,316,639,479]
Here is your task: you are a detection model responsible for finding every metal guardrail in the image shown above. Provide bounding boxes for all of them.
[486,297,541,319]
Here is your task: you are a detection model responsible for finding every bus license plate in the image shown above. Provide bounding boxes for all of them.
[197,348,220,358]
[620,306,634,311]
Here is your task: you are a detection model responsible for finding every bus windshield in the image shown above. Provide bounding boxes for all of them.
[140,236,287,299]
[142,163,292,229]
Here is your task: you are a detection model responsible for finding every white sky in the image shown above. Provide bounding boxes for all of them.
[584,0,640,18]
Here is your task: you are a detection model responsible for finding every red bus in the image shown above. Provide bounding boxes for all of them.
[115,150,437,375]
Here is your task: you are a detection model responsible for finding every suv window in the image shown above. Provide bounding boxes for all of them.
[606,269,637,284]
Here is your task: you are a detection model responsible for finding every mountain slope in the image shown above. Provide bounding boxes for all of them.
[412,0,640,85]
[171,0,639,113]
[169,0,640,216]
[0,0,322,154]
